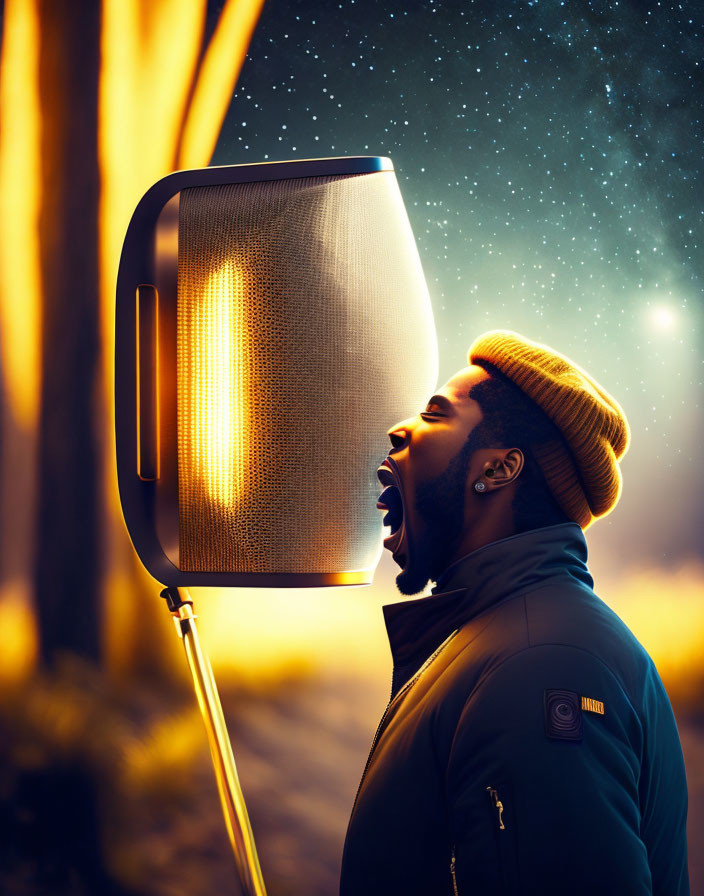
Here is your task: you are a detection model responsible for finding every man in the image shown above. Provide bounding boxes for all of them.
[339,330,689,895]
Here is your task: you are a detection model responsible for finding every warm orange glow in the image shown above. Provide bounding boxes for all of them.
[193,582,392,686]
[0,581,38,684]
[123,706,205,790]
[188,555,704,712]
[186,263,248,508]
[103,563,184,680]
[0,0,42,428]
[178,0,266,169]
[602,560,704,705]
[97,0,265,671]
[98,0,207,448]
[97,0,267,521]
[98,0,266,426]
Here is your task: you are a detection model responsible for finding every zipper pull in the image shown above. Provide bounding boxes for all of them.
[486,786,506,830]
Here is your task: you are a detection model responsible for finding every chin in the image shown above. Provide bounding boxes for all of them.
[395,564,431,596]
[394,523,463,597]
[393,540,438,597]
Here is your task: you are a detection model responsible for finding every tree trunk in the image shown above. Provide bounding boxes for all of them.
[34,0,103,664]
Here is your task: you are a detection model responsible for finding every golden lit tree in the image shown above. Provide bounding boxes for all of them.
[0,0,266,670]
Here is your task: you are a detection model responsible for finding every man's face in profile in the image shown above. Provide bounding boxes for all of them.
[378,364,492,596]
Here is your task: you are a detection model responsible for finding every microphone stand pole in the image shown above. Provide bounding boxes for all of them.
[161,586,268,896]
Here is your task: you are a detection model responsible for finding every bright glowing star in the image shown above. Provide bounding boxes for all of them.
[190,263,248,508]
[650,305,676,329]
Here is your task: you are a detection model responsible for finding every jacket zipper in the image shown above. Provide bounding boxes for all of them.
[347,627,460,822]
[486,786,505,829]
[487,784,512,892]
[450,788,505,895]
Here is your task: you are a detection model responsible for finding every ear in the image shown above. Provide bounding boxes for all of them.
[486,448,524,489]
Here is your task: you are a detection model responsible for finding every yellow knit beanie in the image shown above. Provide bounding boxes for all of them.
[468,330,631,530]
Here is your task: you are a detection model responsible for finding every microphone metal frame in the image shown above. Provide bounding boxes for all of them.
[117,156,393,587]
[162,586,267,896]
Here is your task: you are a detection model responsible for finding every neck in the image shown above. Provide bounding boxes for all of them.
[443,485,517,570]
[385,522,593,697]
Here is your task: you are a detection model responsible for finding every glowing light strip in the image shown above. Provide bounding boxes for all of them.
[191,264,247,507]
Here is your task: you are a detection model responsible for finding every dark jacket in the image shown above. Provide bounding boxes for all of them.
[339,522,689,895]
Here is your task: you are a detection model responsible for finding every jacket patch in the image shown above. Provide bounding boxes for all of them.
[544,689,583,741]
[581,695,605,714]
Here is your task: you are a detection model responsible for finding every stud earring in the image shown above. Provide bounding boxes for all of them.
[474,481,487,492]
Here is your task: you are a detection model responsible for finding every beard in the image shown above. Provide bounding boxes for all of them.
[394,437,476,596]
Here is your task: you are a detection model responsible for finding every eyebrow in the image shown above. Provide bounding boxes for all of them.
[425,395,454,412]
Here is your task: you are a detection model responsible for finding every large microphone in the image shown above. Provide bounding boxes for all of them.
[114,156,438,895]
[116,156,438,588]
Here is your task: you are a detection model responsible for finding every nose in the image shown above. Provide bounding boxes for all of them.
[387,422,412,451]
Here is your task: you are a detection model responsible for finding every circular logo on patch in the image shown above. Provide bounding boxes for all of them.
[544,689,583,741]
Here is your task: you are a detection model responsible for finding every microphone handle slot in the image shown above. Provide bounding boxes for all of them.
[136,283,160,481]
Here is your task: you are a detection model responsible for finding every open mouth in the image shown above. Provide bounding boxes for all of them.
[377,461,406,562]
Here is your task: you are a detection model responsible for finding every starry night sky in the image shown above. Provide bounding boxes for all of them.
[211,0,704,571]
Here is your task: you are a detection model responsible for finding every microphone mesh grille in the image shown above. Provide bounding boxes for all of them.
[177,172,437,573]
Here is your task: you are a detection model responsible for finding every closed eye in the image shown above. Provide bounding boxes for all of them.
[421,394,454,417]
[420,411,443,420]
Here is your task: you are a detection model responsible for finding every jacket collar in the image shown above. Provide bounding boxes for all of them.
[382,522,593,698]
